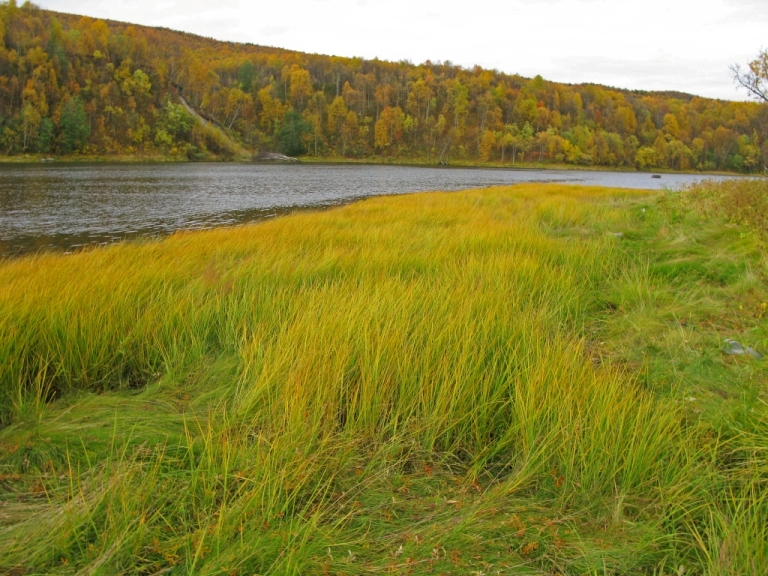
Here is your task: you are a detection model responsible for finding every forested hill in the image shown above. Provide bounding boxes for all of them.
[1,1,765,171]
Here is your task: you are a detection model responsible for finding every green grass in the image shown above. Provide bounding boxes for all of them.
[0,181,766,574]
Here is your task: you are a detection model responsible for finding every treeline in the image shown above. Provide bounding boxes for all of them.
[1,1,766,171]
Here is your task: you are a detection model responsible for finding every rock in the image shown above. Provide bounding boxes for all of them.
[652,174,662,179]
[747,347,765,360]
[612,232,624,238]
[258,152,298,162]
[723,339,764,360]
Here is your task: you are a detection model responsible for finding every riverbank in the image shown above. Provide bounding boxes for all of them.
[0,151,252,164]
[0,152,754,177]
[0,181,766,573]
[296,154,752,176]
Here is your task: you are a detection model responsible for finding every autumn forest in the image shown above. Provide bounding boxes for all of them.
[1,0,766,171]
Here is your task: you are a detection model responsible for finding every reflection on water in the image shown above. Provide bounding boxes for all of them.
[0,162,738,257]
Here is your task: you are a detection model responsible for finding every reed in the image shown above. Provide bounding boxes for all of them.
[0,182,765,574]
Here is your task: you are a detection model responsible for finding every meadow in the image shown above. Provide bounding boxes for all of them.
[0,180,766,574]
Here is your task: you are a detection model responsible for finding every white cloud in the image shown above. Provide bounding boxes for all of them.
[37,0,766,100]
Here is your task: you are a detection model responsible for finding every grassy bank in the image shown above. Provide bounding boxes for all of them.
[0,181,766,574]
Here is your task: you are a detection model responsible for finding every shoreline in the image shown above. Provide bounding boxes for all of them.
[0,153,756,178]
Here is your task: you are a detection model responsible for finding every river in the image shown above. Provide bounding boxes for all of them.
[0,162,740,257]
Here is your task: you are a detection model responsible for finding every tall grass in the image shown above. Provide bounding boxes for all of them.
[0,182,765,573]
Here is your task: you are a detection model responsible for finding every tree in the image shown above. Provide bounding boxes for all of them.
[662,114,681,139]
[667,139,693,171]
[732,50,768,102]
[635,147,657,170]
[0,5,762,169]
[509,123,533,164]
[614,106,637,137]
[338,111,360,157]
[375,106,404,152]
[405,78,432,122]
[479,129,496,162]
[288,66,312,111]
[237,60,256,90]
[156,96,194,141]
[38,117,54,152]
[449,81,469,135]
[257,85,287,136]
[279,109,310,156]
[21,103,41,152]
[498,126,514,163]
[639,114,658,145]
[60,96,90,153]
[534,130,554,164]
[513,97,538,128]
[327,96,348,153]
[302,91,326,156]
[224,87,251,130]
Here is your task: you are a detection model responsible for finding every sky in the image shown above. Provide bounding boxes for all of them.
[36,0,767,101]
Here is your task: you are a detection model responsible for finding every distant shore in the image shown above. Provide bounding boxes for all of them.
[0,153,754,177]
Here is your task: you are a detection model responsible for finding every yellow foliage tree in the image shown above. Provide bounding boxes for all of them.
[479,129,496,162]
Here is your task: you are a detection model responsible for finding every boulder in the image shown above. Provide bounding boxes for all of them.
[258,152,298,162]
[723,339,764,360]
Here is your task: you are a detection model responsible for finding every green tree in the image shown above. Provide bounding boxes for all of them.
[639,114,658,145]
[20,103,41,152]
[237,60,256,91]
[498,125,514,163]
[635,146,657,170]
[60,96,90,153]
[153,96,196,153]
[157,96,195,140]
[279,109,310,156]
[37,117,54,152]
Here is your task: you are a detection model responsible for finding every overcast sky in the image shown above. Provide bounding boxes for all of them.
[37,0,767,101]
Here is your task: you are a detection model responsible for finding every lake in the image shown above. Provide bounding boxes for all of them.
[0,162,739,257]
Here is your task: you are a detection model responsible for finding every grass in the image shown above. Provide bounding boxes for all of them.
[0,181,765,574]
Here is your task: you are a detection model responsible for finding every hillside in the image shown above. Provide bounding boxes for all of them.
[0,1,766,170]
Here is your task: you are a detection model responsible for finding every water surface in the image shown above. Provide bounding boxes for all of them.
[0,163,739,257]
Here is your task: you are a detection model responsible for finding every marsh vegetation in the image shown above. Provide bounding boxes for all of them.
[0,180,766,574]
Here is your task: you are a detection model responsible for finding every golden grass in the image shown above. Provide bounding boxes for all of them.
[0,183,765,573]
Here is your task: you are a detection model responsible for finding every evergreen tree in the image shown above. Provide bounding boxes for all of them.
[60,97,90,153]
[279,109,310,156]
